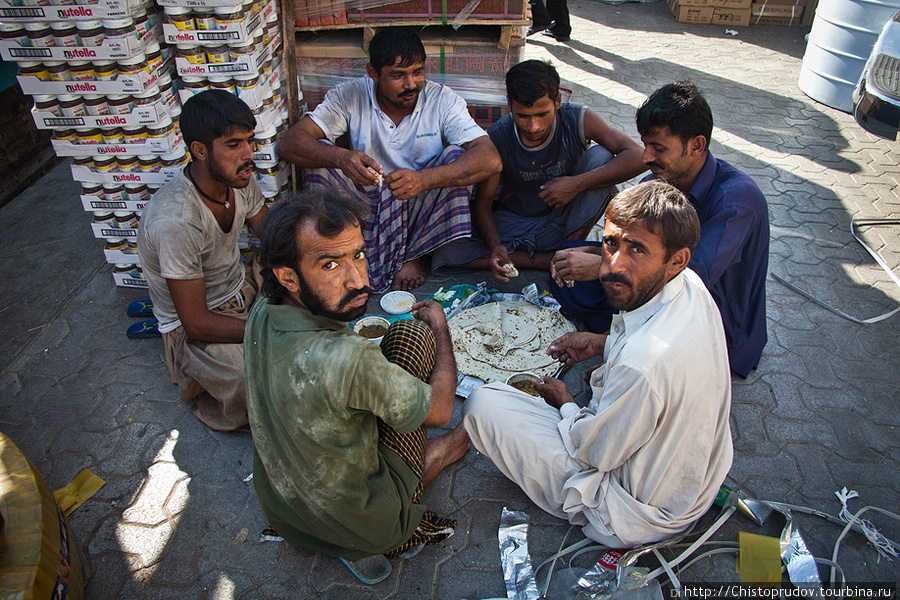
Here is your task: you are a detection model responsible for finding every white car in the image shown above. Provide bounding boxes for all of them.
[853,11,900,140]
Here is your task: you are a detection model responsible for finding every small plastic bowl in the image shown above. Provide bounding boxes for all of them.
[506,373,540,397]
[354,315,390,344]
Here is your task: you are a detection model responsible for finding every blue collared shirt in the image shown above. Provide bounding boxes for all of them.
[646,152,769,377]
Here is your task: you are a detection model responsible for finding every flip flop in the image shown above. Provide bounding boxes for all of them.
[126,299,154,318]
[127,318,160,339]
[338,555,392,585]
[396,543,425,560]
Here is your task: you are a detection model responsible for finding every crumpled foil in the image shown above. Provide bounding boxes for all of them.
[776,508,824,587]
[499,508,541,600]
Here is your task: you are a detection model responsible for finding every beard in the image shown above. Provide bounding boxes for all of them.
[601,267,668,312]
[295,269,372,322]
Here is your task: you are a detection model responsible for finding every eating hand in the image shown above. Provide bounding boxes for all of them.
[547,332,608,366]
[534,376,574,409]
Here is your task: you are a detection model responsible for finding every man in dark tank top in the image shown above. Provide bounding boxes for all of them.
[432,60,645,281]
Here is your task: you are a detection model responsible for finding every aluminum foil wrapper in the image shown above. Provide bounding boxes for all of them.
[777,509,823,587]
[498,508,540,600]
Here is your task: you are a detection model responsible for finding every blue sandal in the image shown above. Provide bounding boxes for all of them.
[126,299,154,318]
[127,318,160,339]
[338,555,392,585]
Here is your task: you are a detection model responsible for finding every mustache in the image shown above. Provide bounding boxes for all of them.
[646,162,664,171]
[399,88,420,97]
[341,286,374,305]
[600,273,631,288]
[236,161,255,175]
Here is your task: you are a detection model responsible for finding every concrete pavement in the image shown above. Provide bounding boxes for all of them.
[1,1,898,597]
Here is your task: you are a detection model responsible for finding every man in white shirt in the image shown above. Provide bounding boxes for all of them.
[278,27,501,292]
[462,180,733,547]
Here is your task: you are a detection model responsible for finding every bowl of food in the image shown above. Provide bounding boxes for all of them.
[354,315,390,344]
[506,373,540,397]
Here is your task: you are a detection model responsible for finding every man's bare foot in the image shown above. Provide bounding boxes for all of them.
[422,423,470,486]
[392,258,426,291]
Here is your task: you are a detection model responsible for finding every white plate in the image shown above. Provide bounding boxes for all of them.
[380,291,415,314]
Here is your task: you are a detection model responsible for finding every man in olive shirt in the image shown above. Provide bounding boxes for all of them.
[243,190,468,584]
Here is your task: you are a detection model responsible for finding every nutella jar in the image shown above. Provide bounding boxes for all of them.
[193,8,216,30]
[94,61,118,81]
[164,6,194,31]
[147,115,174,142]
[75,20,105,46]
[18,62,49,81]
[103,186,127,202]
[126,240,139,254]
[107,95,135,115]
[117,54,150,79]
[32,94,59,116]
[208,75,235,94]
[52,128,77,143]
[138,155,160,172]
[113,264,142,279]
[133,11,149,38]
[133,87,161,109]
[81,181,103,196]
[84,95,108,116]
[93,155,117,173]
[122,125,146,144]
[158,74,176,107]
[117,155,139,171]
[180,75,208,96]
[114,211,139,229]
[72,155,93,170]
[254,126,277,150]
[25,23,54,48]
[144,41,163,73]
[168,102,182,123]
[44,61,69,82]
[102,18,136,43]
[69,61,94,81]
[205,45,229,64]
[214,5,243,29]
[160,148,187,169]
[228,41,254,62]
[125,184,149,201]
[50,21,78,47]
[105,238,128,252]
[0,23,27,48]
[77,127,104,144]
[58,95,85,117]
[177,45,206,65]
[93,211,116,228]
[102,127,125,144]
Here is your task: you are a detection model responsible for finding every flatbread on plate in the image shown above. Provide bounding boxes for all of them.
[448,301,574,383]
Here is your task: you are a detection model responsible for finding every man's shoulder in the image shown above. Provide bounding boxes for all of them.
[709,156,765,206]
[141,173,196,228]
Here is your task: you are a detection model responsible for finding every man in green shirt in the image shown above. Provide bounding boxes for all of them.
[244,189,469,585]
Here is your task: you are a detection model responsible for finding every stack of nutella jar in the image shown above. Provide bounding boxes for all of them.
[0,0,184,289]
[159,0,291,210]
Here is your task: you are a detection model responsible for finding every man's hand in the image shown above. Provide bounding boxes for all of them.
[338,150,383,187]
[488,246,513,282]
[547,331,608,366]
[411,299,448,332]
[550,248,603,287]
[534,376,574,409]
[386,169,427,200]
[539,176,581,208]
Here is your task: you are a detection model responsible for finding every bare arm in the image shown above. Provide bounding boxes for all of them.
[246,204,269,239]
[277,116,382,187]
[412,300,458,427]
[539,110,646,207]
[168,278,246,343]
[472,173,513,281]
[385,135,502,200]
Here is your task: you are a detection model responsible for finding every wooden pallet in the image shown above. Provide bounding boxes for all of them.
[295,22,527,49]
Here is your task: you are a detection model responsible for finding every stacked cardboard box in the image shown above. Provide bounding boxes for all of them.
[294,0,526,29]
[667,0,751,27]
[750,0,805,26]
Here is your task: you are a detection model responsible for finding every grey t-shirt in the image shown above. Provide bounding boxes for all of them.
[137,169,264,332]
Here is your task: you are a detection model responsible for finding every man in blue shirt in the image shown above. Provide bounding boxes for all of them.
[550,82,769,377]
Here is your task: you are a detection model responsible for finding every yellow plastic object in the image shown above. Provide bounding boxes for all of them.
[53,470,105,517]
[0,432,85,600]
[736,531,782,585]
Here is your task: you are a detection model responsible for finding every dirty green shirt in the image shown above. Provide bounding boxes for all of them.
[244,297,432,559]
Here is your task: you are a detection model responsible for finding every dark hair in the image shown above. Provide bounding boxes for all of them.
[368,28,426,73]
[260,190,369,301]
[605,180,700,259]
[180,89,256,148]
[506,60,560,106]
[635,81,713,147]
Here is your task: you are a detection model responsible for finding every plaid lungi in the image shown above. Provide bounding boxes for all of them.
[305,146,473,292]
[377,319,456,557]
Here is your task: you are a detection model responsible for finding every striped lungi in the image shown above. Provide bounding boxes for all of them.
[305,146,473,292]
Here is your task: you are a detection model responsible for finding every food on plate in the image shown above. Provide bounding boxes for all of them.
[358,323,387,339]
[507,374,539,396]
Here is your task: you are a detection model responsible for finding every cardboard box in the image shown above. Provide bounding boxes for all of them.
[104,248,142,264]
[52,131,182,157]
[672,0,751,9]
[71,164,181,185]
[112,272,148,288]
[669,0,751,26]
[82,194,149,212]
[0,0,135,21]
[17,57,168,96]
[750,1,805,25]
[0,25,155,62]
[163,11,263,45]
[32,102,169,131]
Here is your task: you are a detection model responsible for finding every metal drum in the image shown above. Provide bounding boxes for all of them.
[799,0,900,112]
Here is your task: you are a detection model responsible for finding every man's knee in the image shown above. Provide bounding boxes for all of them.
[576,145,615,174]
[380,320,436,382]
